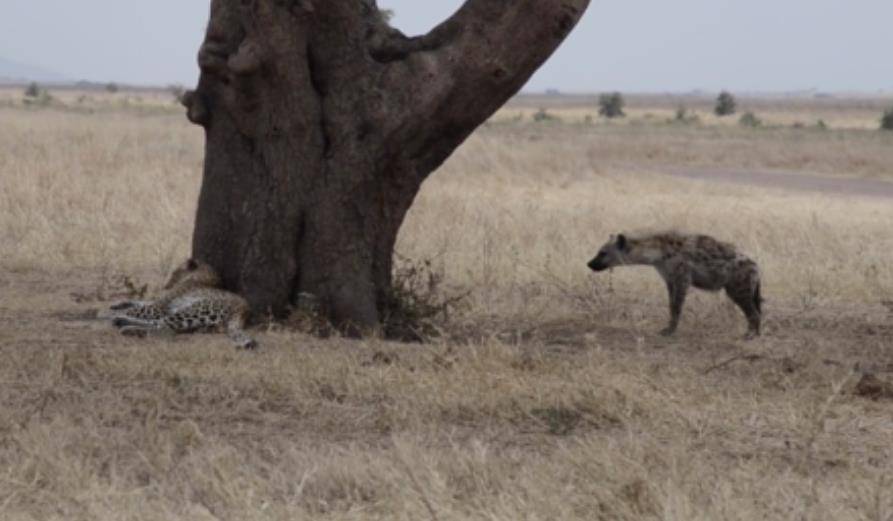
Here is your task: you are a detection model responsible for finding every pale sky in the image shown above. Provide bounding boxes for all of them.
[0,1,891,92]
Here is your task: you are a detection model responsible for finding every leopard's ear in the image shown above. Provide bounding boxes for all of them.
[186,258,199,270]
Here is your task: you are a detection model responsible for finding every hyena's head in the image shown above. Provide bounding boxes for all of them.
[587,234,630,272]
[163,258,222,290]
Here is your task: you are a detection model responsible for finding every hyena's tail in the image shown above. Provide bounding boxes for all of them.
[753,280,763,314]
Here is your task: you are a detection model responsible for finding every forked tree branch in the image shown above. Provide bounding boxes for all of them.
[375,0,590,177]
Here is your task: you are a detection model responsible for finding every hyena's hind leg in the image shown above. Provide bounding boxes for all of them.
[725,266,762,339]
[660,261,692,336]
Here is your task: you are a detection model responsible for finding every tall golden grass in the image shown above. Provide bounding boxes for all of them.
[2,104,890,306]
[1,97,892,520]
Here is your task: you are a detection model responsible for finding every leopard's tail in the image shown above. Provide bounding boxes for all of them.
[226,313,258,350]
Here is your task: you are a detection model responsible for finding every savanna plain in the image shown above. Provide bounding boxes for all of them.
[1,88,893,520]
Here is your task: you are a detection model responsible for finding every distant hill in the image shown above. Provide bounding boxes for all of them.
[0,56,68,84]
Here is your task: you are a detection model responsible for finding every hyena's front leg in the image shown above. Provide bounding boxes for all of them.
[660,264,691,336]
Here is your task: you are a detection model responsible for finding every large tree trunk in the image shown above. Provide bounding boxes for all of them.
[183,0,589,333]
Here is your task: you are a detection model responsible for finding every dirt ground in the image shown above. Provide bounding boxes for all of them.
[2,259,893,520]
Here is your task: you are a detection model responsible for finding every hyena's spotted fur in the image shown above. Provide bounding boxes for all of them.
[587,232,762,338]
[108,259,257,349]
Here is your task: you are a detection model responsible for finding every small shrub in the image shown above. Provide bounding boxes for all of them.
[715,90,736,117]
[816,119,828,130]
[69,273,148,304]
[105,82,119,93]
[533,108,560,123]
[23,86,53,107]
[880,108,893,131]
[383,254,470,341]
[24,82,40,98]
[583,114,593,125]
[738,111,762,128]
[598,92,625,118]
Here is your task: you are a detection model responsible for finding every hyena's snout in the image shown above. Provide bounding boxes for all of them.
[587,256,609,272]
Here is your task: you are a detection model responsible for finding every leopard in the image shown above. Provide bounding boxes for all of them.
[108,258,257,349]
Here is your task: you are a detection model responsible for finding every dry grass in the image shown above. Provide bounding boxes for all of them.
[1,93,893,520]
[0,106,198,273]
[488,122,893,179]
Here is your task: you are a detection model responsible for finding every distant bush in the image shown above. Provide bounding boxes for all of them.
[533,108,560,123]
[383,254,469,342]
[24,82,41,98]
[738,112,762,128]
[881,108,893,131]
[105,82,119,94]
[598,92,625,118]
[23,83,53,107]
[816,119,828,130]
[715,91,736,117]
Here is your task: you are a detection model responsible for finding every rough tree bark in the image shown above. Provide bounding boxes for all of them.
[183,0,590,333]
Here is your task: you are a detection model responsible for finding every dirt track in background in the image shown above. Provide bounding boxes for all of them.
[659,166,893,198]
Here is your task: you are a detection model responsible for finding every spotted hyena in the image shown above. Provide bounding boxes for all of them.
[587,232,762,338]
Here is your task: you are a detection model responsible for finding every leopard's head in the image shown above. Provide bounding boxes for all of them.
[164,258,222,290]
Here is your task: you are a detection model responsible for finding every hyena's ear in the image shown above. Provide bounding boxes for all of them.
[616,234,628,251]
[186,258,199,270]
